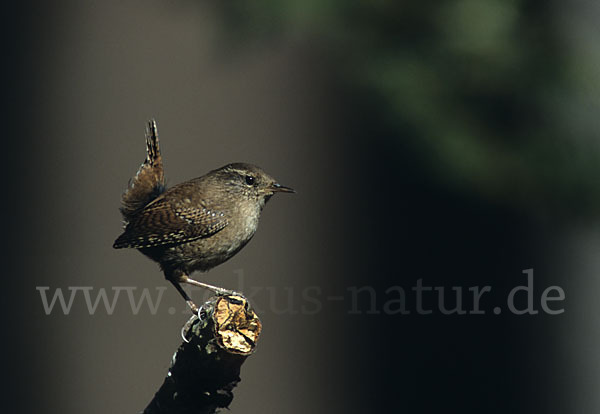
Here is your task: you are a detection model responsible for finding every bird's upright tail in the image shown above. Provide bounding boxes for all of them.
[119,119,166,224]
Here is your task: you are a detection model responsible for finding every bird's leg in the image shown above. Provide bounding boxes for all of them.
[179,274,240,297]
[168,278,199,314]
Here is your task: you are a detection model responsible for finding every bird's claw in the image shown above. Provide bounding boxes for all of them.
[181,305,204,343]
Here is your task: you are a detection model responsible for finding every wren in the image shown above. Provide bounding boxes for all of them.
[113,120,294,312]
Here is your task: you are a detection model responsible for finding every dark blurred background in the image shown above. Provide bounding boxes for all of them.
[4,0,600,413]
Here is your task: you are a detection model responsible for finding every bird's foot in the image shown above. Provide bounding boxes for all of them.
[181,312,199,343]
[181,303,210,342]
[186,300,199,314]
[180,276,242,298]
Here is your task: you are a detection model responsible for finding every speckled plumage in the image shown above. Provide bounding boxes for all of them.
[113,120,293,310]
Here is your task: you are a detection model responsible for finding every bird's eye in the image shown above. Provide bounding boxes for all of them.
[245,175,255,185]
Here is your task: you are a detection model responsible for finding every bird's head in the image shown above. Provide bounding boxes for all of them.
[214,163,294,206]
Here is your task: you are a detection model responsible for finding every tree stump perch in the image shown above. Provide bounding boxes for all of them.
[143,295,262,414]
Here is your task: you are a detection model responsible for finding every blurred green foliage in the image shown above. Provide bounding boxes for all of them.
[213,0,600,218]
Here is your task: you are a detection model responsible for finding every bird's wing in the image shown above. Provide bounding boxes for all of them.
[113,197,228,249]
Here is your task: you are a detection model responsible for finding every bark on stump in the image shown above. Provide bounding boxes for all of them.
[143,295,262,414]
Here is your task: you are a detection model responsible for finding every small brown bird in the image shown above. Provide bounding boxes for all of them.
[113,120,294,312]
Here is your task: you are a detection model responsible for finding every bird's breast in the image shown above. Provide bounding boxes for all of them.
[227,202,261,250]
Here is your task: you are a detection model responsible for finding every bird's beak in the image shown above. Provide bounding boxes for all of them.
[271,183,295,193]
